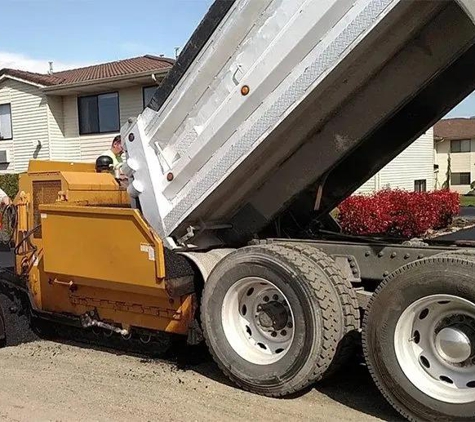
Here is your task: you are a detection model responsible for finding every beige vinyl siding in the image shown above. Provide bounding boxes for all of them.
[47,95,79,161]
[0,81,14,172]
[120,86,145,124]
[356,128,435,193]
[0,79,50,172]
[357,174,378,194]
[435,138,475,194]
[63,95,78,139]
[435,139,450,190]
[63,86,146,163]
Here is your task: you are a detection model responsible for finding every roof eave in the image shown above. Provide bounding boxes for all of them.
[0,74,46,88]
[435,135,475,141]
[41,68,170,93]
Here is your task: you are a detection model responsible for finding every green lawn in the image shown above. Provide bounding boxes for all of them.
[460,195,475,207]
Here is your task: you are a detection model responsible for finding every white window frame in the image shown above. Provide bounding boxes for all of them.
[0,104,13,141]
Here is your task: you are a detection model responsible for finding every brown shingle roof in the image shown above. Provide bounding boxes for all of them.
[0,55,174,87]
[434,118,475,141]
[0,68,63,86]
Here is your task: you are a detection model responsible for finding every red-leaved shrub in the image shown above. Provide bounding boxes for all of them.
[338,189,460,238]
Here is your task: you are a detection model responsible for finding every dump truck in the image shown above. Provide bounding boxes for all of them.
[1,0,475,420]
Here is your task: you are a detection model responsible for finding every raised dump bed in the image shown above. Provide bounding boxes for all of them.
[117,4,475,416]
[123,0,475,249]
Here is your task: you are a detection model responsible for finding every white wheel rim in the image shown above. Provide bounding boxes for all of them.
[395,294,475,404]
[222,277,295,365]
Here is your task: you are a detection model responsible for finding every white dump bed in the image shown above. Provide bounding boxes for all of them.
[122,0,475,248]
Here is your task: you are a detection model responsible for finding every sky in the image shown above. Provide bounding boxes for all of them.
[445,93,475,119]
[1,0,474,119]
[0,0,213,71]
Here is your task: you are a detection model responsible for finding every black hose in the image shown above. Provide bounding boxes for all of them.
[14,225,40,256]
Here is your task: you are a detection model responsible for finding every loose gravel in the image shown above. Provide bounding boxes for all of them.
[0,293,38,346]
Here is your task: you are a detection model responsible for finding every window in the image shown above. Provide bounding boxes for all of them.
[143,86,157,108]
[451,172,471,185]
[78,92,119,135]
[414,179,427,192]
[451,139,471,153]
[0,104,12,140]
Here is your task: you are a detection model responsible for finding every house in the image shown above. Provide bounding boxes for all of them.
[0,55,174,173]
[434,118,475,194]
[356,128,435,194]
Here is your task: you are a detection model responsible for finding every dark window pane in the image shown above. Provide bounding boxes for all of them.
[414,180,426,192]
[451,140,461,153]
[461,173,471,184]
[98,93,119,133]
[451,172,471,185]
[78,96,99,134]
[143,86,156,108]
[451,139,471,153]
[461,140,471,152]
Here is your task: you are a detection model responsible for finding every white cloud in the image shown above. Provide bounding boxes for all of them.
[0,51,89,74]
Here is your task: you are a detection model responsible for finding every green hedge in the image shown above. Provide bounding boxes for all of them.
[0,174,19,199]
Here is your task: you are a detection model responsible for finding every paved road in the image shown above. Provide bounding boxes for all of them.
[436,226,475,241]
[460,206,475,220]
[435,207,475,241]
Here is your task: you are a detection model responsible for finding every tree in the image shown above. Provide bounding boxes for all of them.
[441,153,451,190]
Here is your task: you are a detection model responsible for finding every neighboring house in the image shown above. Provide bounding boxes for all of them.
[0,55,174,173]
[434,118,475,194]
[356,128,434,194]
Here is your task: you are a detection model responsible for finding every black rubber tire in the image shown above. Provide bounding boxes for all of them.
[363,256,475,422]
[0,306,5,348]
[274,242,360,378]
[201,244,343,397]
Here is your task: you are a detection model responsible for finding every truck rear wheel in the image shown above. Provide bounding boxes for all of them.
[274,242,360,378]
[363,256,475,421]
[201,244,343,397]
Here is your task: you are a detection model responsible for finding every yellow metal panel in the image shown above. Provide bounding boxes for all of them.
[65,190,130,206]
[61,171,121,191]
[37,272,192,334]
[41,204,166,295]
[27,160,95,173]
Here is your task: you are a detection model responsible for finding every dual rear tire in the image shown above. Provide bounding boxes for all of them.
[201,243,359,396]
[201,245,475,422]
[363,255,475,421]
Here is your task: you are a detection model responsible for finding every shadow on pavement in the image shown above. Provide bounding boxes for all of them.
[175,341,403,421]
[315,360,403,421]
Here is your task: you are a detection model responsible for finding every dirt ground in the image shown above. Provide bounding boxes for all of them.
[0,343,402,422]
[0,295,402,422]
